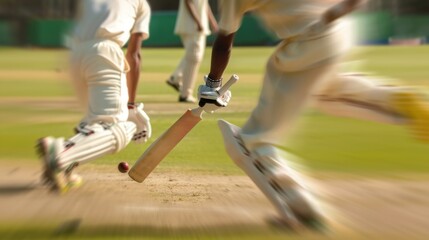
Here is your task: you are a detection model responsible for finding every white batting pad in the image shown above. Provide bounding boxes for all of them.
[218,120,321,228]
[58,121,136,169]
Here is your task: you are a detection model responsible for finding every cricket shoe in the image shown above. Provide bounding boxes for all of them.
[166,76,181,92]
[392,89,429,142]
[179,95,197,103]
[36,137,82,193]
[218,120,322,229]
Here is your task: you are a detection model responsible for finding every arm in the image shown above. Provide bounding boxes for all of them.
[198,32,235,109]
[126,32,144,104]
[322,0,366,25]
[208,33,235,83]
[302,0,366,39]
[207,3,218,33]
[185,0,203,32]
[126,32,152,143]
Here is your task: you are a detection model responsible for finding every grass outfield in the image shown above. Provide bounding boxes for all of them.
[0,46,429,239]
[1,46,428,172]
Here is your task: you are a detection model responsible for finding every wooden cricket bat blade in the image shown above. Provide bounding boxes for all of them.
[129,108,203,183]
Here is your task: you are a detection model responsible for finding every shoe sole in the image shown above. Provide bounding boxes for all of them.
[166,80,180,92]
[179,98,196,103]
[218,120,321,229]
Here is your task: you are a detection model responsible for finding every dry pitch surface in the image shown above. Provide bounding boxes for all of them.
[1,162,429,239]
[1,88,429,239]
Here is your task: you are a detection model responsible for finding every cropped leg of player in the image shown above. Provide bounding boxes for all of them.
[166,58,184,92]
[218,121,321,228]
[168,34,206,102]
[392,88,429,142]
[37,121,136,193]
[218,39,342,227]
[180,34,205,102]
[314,73,429,141]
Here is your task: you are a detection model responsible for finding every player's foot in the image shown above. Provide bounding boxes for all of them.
[392,90,429,142]
[179,95,196,103]
[37,137,67,192]
[64,163,83,190]
[36,137,81,193]
[218,120,321,229]
[166,76,181,92]
[261,152,319,223]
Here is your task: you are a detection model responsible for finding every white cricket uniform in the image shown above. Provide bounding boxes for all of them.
[172,0,211,99]
[70,0,151,124]
[216,0,424,225]
[50,0,151,173]
[218,0,353,150]
[175,0,211,36]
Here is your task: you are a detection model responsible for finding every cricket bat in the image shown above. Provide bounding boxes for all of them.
[128,74,239,183]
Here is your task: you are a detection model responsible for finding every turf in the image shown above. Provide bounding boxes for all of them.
[1,46,429,174]
[1,45,429,240]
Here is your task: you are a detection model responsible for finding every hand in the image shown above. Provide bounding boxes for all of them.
[197,76,232,113]
[127,103,152,144]
[211,24,219,34]
[197,24,204,32]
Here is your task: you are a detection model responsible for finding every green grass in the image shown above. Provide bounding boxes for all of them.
[1,46,429,239]
[348,46,429,83]
[1,46,429,173]
[289,111,429,172]
[0,78,73,97]
[0,223,326,240]
[0,48,69,71]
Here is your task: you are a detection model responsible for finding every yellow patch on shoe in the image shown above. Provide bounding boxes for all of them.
[393,91,429,142]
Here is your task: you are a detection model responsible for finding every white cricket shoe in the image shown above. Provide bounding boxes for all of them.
[392,89,429,142]
[166,76,181,92]
[179,95,197,103]
[218,120,322,229]
[36,137,82,193]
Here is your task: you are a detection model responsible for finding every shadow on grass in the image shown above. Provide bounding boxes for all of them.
[0,216,331,240]
[0,183,37,195]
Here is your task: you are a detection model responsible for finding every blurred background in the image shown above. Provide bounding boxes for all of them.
[0,0,428,47]
[1,1,429,239]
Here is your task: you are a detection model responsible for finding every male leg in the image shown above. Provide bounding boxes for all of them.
[178,34,206,103]
[37,121,136,193]
[218,120,321,228]
[38,41,135,192]
[217,50,338,226]
[314,73,429,141]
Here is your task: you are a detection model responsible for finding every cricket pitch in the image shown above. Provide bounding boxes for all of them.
[1,162,428,239]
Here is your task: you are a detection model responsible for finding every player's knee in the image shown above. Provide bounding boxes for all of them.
[110,121,136,152]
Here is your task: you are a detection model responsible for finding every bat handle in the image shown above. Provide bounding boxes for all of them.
[190,107,204,118]
[192,74,238,117]
[218,74,239,96]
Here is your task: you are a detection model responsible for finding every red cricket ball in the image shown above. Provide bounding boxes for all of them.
[118,161,129,173]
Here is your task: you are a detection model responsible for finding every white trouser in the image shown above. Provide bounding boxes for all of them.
[239,21,410,149]
[240,25,350,150]
[241,57,339,150]
[313,73,408,124]
[70,39,129,124]
[172,33,206,98]
[54,40,135,170]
